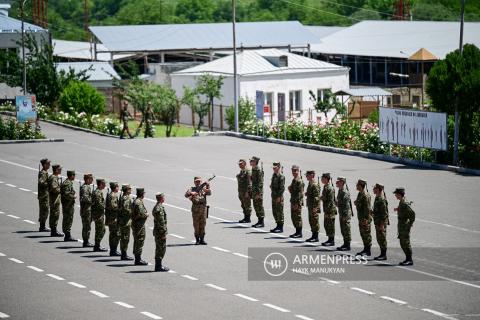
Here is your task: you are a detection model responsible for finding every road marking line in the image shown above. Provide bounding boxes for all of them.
[0,159,37,171]
[5,184,16,188]
[380,296,407,305]
[8,258,23,264]
[168,270,176,274]
[114,302,135,309]
[169,234,185,239]
[295,315,315,320]
[140,311,162,319]
[7,215,19,219]
[68,282,86,288]
[212,246,230,253]
[421,309,458,320]
[23,219,36,224]
[163,203,190,212]
[90,290,108,298]
[181,275,198,281]
[350,287,375,295]
[395,266,480,290]
[0,211,4,214]
[27,266,44,272]
[250,228,268,232]
[232,252,250,259]
[0,252,5,256]
[263,303,290,313]
[319,277,339,284]
[205,283,227,291]
[0,181,3,183]
[47,274,64,281]
[19,187,31,192]
[209,215,231,222]
[0,312,10,318]
[33,191,38,195]
[234,293,258,302]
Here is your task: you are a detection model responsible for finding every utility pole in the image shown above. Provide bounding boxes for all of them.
[453,0,465,165]
[232,0,238,132]
[20,0,27,94]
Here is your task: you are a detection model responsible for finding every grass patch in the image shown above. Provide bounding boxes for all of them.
[127,120,195,138]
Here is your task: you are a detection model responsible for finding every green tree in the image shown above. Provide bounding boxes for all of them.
[59,80,106,115]
[153,85,181,137]
[426,44,480,166]
[175,0,216,22]
[182,86,208,130]
[195,74,224,131]
[0,49,22,87]
[309,89,346,123]
[225,97,256,131]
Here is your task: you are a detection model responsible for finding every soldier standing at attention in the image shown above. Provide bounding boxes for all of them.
[48,164,64,237]
[80,174,94,247]
[118,184,133,261]
[394,187,415,266]
[373,183,389,261]
[38,158,51,232]
[335,177,352,251]
[61,170,77,242]
[119,101,134,139]
[354,179,372,256]
[105,182,121,257]
[132,187,149,265]
[269,162,285,233]
[185,177,211,245]
[92,178,108,252]
[305,170,320,242]
[250,156,265,228]
[153,192,169,272]
[320,173,337,246]
[288,165,304,238]
[237,159,252,223]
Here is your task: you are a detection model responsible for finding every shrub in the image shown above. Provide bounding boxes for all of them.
[0,116,45,140]
[59,80,105,115]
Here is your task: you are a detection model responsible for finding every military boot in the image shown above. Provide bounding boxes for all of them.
[110,245,121,256]
[289,227,302,238]
[305,232,319,242]
[50,227,64,237]
[120,251,133,260]
[356,247,367,256]
[195,236,200,245]
[337,242,351,251]
[83,239,94,248]
[374,249,387,261]
[64,232,77,242]
[365,246,372,256]
[270,224,283,233]
[252,218,264,228]
[321,237,335,246]
[93,243,108,252]
[399,255,413,266]
[134,254,148,266]
[238,216,251,223]
[39,222,50,232]
[155,259,169,272]
[199,236,207,245]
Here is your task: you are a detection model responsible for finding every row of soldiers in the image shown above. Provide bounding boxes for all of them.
[37,158,169,272]
[236,157,416,266]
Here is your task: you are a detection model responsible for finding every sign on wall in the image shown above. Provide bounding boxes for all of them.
[256,91,264,120]
[379,107,447,151]
[16,95,37,123]
[277,93,285,122]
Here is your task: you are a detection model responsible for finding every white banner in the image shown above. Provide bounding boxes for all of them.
[379,107,447,151]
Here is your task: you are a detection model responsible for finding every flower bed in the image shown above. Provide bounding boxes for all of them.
[0,116,45,140]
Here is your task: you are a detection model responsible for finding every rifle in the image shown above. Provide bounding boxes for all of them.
[192,175,216,194]
[206,205,210,219]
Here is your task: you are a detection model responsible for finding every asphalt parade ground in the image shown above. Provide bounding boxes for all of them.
[0,122,479,320]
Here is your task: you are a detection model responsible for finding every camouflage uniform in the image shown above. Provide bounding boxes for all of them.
[397,196,415,262]
[336,186,352,246]
[289,176,304,229]
[373,194,389,251]
[321,183,337,238]
[118,185,133,260]
[120,107,133,139]
[60,176,76,237]
[37,168,50,228]
[237,166,252,221]
[132,195,148,256]
[105,184,120,255]
[251,166,264,220]
[270,170,285,226]
[80,182,93,245]
[354,188,372,251]
[153,201,167,260]
[144,108,155,138]
[185,182,211,242]
[48,173,61,231]
[306,180,320,233]
[92,187,106,247]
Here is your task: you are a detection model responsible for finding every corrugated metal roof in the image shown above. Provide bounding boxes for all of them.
[0,14,45,32]
[173,48,348,76]
[53,39,133,61]
[55,62,120,81]
[89,21,319,53]
[305,26,345,39]
[310,20,480,59]
[336,87,392,96]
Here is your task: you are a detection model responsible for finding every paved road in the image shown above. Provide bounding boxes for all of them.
[0,122,479,320]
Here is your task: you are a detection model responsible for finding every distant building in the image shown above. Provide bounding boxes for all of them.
[53,39,133,62]
[171,49,349,130]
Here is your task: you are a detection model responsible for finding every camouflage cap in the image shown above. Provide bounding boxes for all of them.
[357,179,367,187]
[336,176,346,182]
[272,162,281,168]
[194,176,201,181]
[121,184,131,192]
[109,181,118,189]
[238,159,246,164]
[291,165,300,170]
[156,192,165,198]
[322,173,331,180]
[393,187,405,195]
[250,156,260,163]
[305,170,315,175]
[96,178,105,184]
[52,164,61,170]
[40,158,50,165]
[67,170,75,176]
[83,173,91,180]
[374,183,384,190]
[136,187,145,195]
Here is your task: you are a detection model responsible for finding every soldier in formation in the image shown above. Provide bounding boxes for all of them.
[372,183,389,261]
[237,159,252,223]
[335,177,352,251]
[354,179,372,256]
[185,177,211,245]
[48,164,63,237]
[92,178,107,252]
[394,187,415,266]
[269,162,285,233]
[250,157,265,228]
[80,173,94,247]
[305,170,320,242]
[118,184,134,261]
[320,173,337,246]
[37,158,50,232]
[61,170,77,242]
[132,188,148,265]
[105,182,121,256]
[152,192,169,272]
[288,165,304,238]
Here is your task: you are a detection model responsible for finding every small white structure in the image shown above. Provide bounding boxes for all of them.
[55,62,120,88]
[171,49,349,129]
